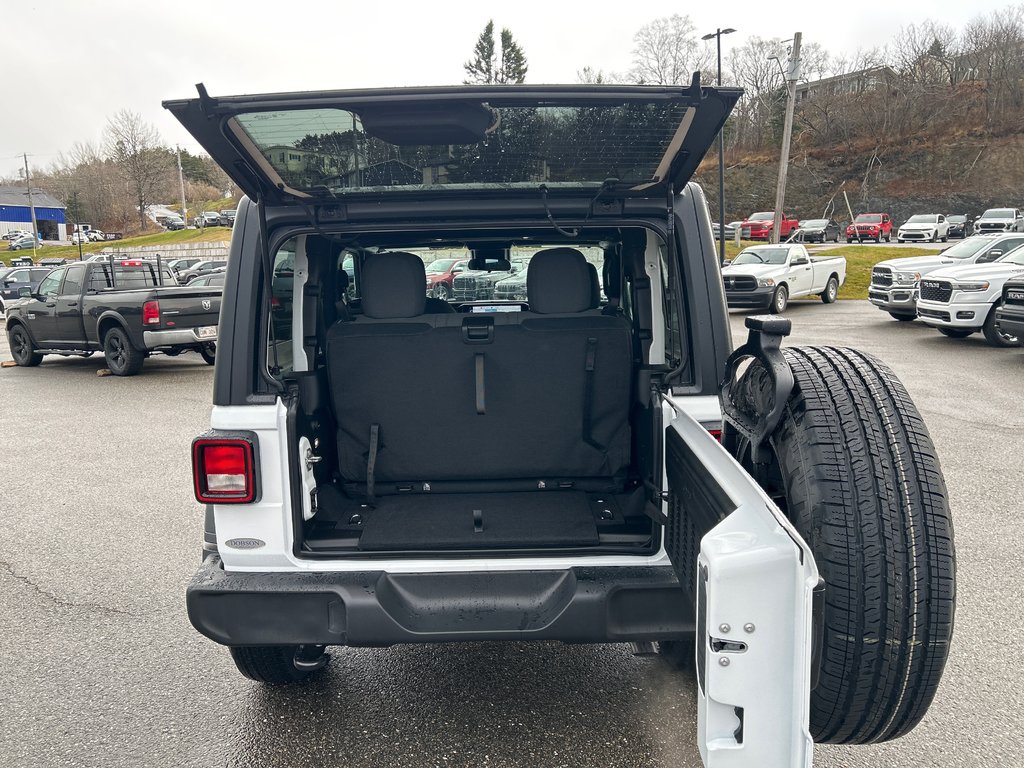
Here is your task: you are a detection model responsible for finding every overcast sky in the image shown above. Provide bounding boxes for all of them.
[2,0,1010,179]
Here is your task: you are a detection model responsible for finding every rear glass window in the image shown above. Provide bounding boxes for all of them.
[89,263,174,289]
[230,101,691,194]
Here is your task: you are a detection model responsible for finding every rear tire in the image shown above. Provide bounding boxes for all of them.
[8,324,43,367]
[938,328,973,339]
[103,326,145,376]
[199,343,216,365]
[982,302,1020,347]
[889,312,916,322]
[229,645,329,685]
[821,276,839,303]
[731,346,955,744]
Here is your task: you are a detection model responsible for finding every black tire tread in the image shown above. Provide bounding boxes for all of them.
[229,646,312,685]
[742,346,954,744]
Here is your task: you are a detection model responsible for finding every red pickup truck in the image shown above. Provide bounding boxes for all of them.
[740,211,799,241]
[846,213,893,243]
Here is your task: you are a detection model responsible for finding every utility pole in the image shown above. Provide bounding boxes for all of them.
[771,32,802,244]
[701,27,737,263]
[176,147,188,225]
[23,153,39,255]
[72,191,84,261]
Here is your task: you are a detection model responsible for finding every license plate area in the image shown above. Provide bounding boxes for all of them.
[197,326,217,339]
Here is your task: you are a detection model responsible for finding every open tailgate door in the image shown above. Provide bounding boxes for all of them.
[663,402,818,767]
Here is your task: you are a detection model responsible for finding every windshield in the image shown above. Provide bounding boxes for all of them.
[802,219,828,227]
[732,248,790,265]
[982,208,1015,219]
[231,100,691,194]
[999,247,1024,265]
[425,258,459,273]
[747,212,774,221]
[855,214,882,223]
[942,237,994,260]
[906,215,936,224]
[948,215,966,223]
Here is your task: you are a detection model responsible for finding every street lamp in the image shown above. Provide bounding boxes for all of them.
[702,27,737,263]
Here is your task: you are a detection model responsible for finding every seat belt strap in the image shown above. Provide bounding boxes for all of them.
[475,353,486,415]
[367,423,380,507]
[582,337,600,449]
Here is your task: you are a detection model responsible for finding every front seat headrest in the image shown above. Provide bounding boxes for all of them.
[361,252,427,319]
[527,248,593,314]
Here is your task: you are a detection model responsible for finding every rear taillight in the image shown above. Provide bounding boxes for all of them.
[192,436,259,504]
[142,300,160,325]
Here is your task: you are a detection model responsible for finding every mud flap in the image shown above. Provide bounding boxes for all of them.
[664,404,818,768]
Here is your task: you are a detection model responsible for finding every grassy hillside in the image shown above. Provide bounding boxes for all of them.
[2,228,231,265]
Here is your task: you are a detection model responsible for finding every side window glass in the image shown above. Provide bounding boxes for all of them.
[89,267,112,291]
[62,265,87,296]
[268,239,297,377]
[38,269,65,298]
[7,269,26,282]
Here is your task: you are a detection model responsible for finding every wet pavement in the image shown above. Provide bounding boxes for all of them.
[1,302,1021,767]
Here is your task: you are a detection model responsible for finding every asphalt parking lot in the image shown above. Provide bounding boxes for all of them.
[1,301,1021,768]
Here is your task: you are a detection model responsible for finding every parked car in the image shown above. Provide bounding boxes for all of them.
[791,218,840,243]
[193,211,222,228]
[973,207,1024,234]
[86,229,107,242]
[163,215,186,231]
[869,233,1024,320]
[5,259,221,374]
[0,266,51,312]
[946,215,972,238]
[493,260,532,300]
[916,245,1024,346]
[178,259,227,284]
[451,257,525,301]
[994,276,1024,343]
[721,243,846,312]
[739,211,799,241]
[423,257,469,301]
[70,231,91,245]
[219,209,237,227]
[8,235,41,251]
[189,272,226,288]
[897,214,950,243]
[9,255,34,266]
[710,221,736,240]
[3,229,32,241]
[845,212,893,242]
[167,257,204,274]
[167,84,954,758]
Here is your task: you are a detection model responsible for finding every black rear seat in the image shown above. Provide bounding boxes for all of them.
[325,249,632,493]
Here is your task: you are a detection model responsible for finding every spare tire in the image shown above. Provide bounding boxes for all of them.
[729,346,955,744]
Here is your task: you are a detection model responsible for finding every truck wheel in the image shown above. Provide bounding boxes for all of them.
[938,328,973,339]
[229,645,329,685]
[982,302,1021,347]
[103,326,145,376]
[8,324,43,367]
[821,276,839,303]
[199,343,216,365]
[657,637,696,674]
[772,284,789,313]
[888,312,915,321]
[729,346,955,744]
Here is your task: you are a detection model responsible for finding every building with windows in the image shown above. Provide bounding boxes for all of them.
[0,186,67,240]
[795,66,898,103]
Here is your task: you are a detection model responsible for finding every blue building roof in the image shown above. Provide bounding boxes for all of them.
[0,186,66,225]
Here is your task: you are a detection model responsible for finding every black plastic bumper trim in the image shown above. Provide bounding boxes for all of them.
[187,555,692,647]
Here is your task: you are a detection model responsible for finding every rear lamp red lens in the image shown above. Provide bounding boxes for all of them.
[192,438,257,503]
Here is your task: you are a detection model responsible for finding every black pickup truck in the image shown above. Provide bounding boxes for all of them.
[5,258,221,375]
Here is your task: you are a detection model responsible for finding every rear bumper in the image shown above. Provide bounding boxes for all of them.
[868,285,918,313]
[995,304,1024,338]
[143,327,217,348]
[725,286,774,309]
[188,555,691,647]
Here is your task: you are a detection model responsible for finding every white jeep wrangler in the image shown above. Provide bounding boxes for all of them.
[167,82,955,767]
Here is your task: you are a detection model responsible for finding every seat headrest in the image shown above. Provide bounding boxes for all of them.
[361,252,427,319]
[527,248,594,314]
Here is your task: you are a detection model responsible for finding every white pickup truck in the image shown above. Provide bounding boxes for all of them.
[722,243,847,313]
[917,245,1024,346]
[869,233,1024,320]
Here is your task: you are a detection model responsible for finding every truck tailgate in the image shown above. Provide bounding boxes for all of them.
[151,286,222,331]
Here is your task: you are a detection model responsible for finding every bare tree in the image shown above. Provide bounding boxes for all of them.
[629,14,712,85]
[104,110,173,231]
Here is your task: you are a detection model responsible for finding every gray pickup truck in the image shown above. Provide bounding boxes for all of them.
[5,257,221,375]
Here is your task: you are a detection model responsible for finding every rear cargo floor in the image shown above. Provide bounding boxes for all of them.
[357,491,599,550]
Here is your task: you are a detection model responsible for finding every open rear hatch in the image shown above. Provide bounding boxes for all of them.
[163,81,741,205]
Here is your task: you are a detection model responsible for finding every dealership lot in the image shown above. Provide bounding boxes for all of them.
[0,301,1021,768]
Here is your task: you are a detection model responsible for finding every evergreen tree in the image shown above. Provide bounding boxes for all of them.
[464,21,496,84]
[463,21,528,85]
